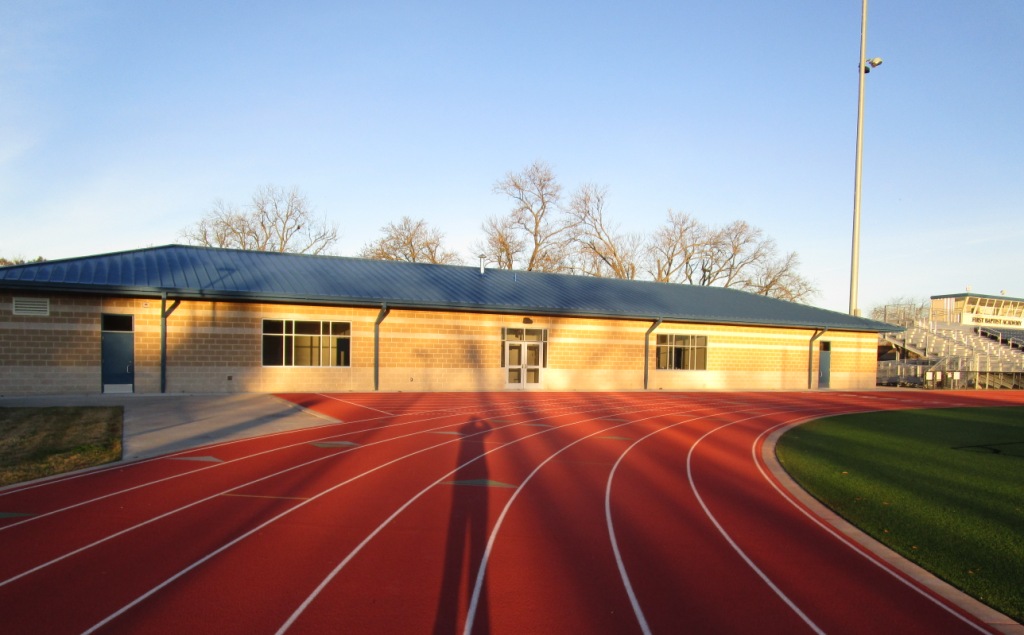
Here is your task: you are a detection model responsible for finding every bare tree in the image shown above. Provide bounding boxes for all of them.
[479,162,819,302]
[0,255,45,266]
[474,215,524,270]
[486,161,573,272]
[697,221,770,288]
[567,184,643,279]
[640,211,818,301]
[359,216,463,265]
[869,296,930,323]
[742,251,818,302]
[183,199,253,250]
[645,210,704,283]
[181,185,338,255]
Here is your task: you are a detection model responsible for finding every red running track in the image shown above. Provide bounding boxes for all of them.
[1,390,1021,634]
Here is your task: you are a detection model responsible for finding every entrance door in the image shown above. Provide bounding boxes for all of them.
[818,342,831,389]
[506,341,542,387]
[503,327,545,389]
[101,314,135,393]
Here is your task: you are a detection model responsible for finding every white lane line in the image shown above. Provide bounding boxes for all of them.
[602,405,827,633]
[0,420,336,500]
[221,493,310,501]
[0,401,585,589]
[81,434,488,635]
[0,408,456,534]
[685,409,827,634]
[753,415,995,634]
[84,401,627,635]
[277,399,689,634]
[314,393,395,416]
[461,418,639,635]
[275,404,652,635]
[0,395,581,533]
[464,403,741,635]
[313,392,581,419]
[0,405,351,499]
[603,405,772,635]
[0,394,574,500]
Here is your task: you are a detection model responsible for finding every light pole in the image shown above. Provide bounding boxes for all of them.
[849,0,882,316]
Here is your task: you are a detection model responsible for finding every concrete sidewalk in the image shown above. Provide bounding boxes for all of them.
[0,393,337,461]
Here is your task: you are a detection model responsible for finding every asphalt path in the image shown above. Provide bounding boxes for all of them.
[0,390,1021,634]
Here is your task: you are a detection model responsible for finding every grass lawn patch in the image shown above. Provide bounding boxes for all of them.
[0,406,123,486]
[777,406,1024,623]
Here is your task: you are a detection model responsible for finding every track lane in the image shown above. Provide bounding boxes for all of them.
[604,392,1020,634]
[466,405,726,634]
[266,397,696,633]
[0,396,594,584]
[3,398,608,633]
[607,406,827,634]
[0,391,1020,634]
[4,433,474,634]
[80,396,650,634]
[0,412,473,585]
[678,395,1011,634]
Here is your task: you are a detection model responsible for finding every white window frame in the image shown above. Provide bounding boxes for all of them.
[262,319,352,367]
[655,334,708,370]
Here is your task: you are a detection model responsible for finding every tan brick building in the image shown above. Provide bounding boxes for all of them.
[0,246,894,396]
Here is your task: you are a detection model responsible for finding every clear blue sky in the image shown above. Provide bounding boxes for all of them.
[2,0,1021,313]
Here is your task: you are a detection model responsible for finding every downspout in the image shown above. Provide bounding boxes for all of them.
[808,327,828,389]
[644,317,664,390]
[160,293,180,394]
[374,303,390,391]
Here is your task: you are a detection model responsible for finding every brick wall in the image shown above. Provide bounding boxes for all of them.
[0,292,882,395]
[1,294,103,394]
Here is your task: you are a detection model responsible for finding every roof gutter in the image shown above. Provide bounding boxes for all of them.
[374,303,390,391]
[160,293,181,393]
[0,280,900,334]
[644,317,664,390]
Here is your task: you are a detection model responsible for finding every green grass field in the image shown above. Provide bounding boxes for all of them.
[776,406,1024,623]
[0,406,123,486]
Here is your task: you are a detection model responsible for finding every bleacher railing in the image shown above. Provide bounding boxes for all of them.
[878,320,1024,390]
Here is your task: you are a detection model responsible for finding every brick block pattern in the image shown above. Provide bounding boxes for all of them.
[1,294,104,394]
[1,293,881,395]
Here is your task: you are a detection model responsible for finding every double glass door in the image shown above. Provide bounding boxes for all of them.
[504,328,545,388]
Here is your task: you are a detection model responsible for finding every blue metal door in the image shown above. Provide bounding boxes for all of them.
[818,343,831,389]
[101,315,135,393]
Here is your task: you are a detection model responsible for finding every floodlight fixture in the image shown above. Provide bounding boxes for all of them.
[863,57,884,73]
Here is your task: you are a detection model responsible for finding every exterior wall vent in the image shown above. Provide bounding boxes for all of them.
[13,297,50,316]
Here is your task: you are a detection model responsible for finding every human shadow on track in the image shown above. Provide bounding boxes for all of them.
[434,417,493,635]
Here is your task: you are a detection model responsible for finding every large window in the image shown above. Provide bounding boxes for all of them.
[262,320,351,367]
[656,334,707,370]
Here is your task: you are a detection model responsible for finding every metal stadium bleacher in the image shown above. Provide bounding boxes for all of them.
[878,320,1024,390]
[980,328,1024,351]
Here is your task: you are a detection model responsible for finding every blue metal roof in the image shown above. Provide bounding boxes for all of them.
[0,245,898,332]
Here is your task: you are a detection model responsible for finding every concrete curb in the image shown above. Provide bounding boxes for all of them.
[761,422,1022,635]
